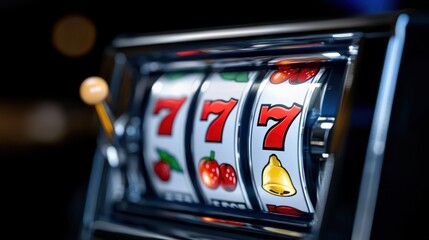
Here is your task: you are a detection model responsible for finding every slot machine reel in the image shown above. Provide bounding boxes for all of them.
[78,14,373,235]
[80,61,340,214]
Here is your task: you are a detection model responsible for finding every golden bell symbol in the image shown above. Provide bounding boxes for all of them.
[262,154,296,197]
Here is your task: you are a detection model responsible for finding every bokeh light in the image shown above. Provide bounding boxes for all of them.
[52,13,96,57]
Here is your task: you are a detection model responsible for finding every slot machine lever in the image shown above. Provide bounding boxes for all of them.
[80,76,114,141]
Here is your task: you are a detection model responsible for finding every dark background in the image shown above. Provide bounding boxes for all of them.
[0,0,426,239]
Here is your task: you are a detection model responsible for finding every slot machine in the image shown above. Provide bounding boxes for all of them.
[79,10,429,239]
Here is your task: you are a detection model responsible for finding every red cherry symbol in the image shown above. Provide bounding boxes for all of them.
[270,66,319,84]
[267,205,304,216]
[199,151,220,189]
[219,163,237,191]
[154,161,170,181]
[294,67,319,84]
[270,66,299,84]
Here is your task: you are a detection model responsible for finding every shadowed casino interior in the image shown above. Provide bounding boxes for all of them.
[1,0,428,239]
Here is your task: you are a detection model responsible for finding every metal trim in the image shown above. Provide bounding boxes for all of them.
[351,13,409,240]
[112,14,397,48]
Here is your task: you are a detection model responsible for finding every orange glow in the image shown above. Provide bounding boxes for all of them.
[275,58,326,65]
[200,216,245,227]
[176,50,204,57]
[52,13,96,57]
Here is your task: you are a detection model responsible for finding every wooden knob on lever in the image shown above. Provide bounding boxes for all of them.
[80,76,114,140]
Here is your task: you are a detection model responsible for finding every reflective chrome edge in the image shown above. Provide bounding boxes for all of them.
[299,67,327,214]
[351,13,409,240]
[113,14,396,48]
[81,149,106,240]
[234,71,259,210]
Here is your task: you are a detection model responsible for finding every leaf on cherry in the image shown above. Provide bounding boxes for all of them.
[235,72,248,82]
[165,72,187,80]
[220,72,248,82]
[156,148,183,172]
[220,72,236,80]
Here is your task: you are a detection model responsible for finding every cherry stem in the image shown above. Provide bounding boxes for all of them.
[210,150,215,160]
